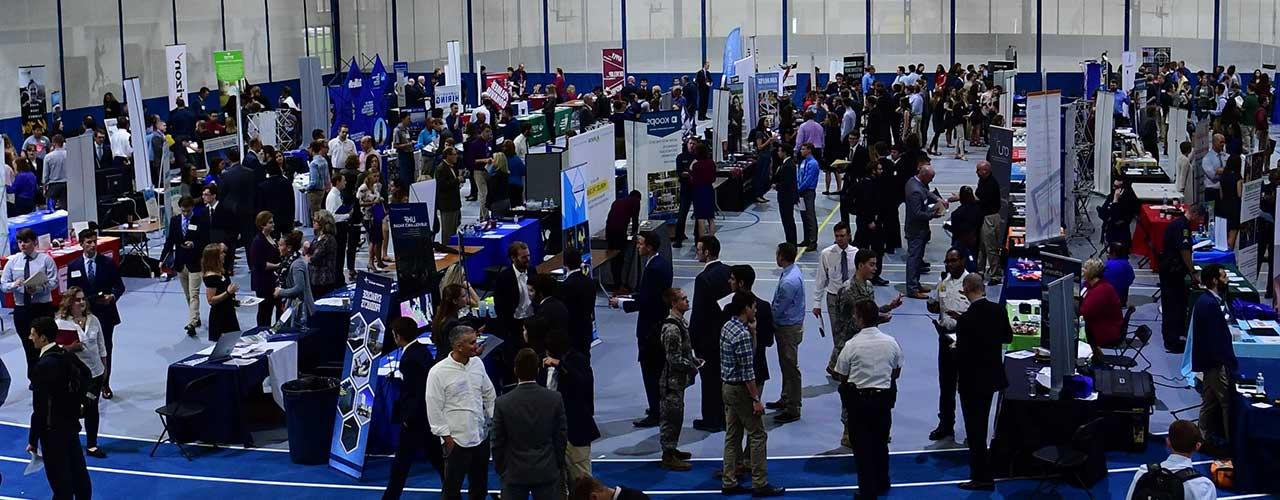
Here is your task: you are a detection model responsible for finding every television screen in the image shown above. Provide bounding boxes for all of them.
[399,294,433,329]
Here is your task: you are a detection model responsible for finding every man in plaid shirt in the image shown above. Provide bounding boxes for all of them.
[719,291,785,497]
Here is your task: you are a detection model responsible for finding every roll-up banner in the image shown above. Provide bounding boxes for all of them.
[603,48,625,96]
[388,202,435,298]
[329,271,395,479]
[624,111,683,221]
[1025,90,1063,246]
[166,45,188,110]
[18,66,47,137]
[123,77,152,193]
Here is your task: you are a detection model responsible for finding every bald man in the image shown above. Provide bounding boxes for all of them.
[974,160,1004,283]
[1201,133,1226,202]
[904,159,947,299]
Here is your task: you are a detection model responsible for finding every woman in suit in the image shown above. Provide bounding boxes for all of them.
[248,211,281,327]
[202,243,239,341]
[275,230,313,327]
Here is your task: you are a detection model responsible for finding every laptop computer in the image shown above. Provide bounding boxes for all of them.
[207,331,243,363]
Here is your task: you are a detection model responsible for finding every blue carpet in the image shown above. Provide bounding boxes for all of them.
[0,423,1258,499]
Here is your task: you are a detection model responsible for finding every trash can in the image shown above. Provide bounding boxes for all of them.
[282,376,339,465]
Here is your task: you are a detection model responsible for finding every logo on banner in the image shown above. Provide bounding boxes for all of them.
[644,111,683,138]
[166,45,188,110]
[484,74,510,109]
[436,85,461,108]
[603,48,626,95]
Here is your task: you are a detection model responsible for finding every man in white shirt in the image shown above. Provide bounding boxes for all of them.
[1202,133,1226,202]
[925,248,969,441]
[514,124,530,160]
[833,300,903,498]
[425,325,497,499]
[42,134,68,210]
[1125,420,1217,500]
[324,172,351,275]
[812,222,858,374]
[327,125,357,170]
[109,117,133,161]
[1,228,59,381]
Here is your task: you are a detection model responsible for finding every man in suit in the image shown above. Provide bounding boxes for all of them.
[66,229,125,399]
[543,329,600,491]
[494,242,535,382]
[904,160,947,299]
[217,149,258,252]
[1,228,59,382]
[197,184,239,272]
[529,273,569,357]
[257,163,296,236]
[556,247,597,356]
[91,129,112,170]
[383,318,444,499]
[610,231,672,428]
[26,317,92,499]
[492,348,567,500]
[161,196,207,336]
[1193,264,1238,445]
[690,236,730,432]
[839,129,870,227]
[953,273,1012,491]
[695,61,712,121]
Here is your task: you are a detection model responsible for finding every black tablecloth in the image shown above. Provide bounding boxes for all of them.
[1232,357,1280,493]
[165,351,272,446]
[989,357,1107,484]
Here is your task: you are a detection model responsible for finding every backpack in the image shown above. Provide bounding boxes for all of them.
[1130,463,1202,500]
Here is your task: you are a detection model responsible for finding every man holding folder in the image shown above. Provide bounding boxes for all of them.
[1,228,58,381]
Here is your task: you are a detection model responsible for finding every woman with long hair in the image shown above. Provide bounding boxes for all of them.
[488,143,511,216]
[1221,154,1244,248]
[248,211,281,327]
[9,157,37,215]
[748,117,777,203]
[927,87,952,156]
[56,286,109,458]
[274,230,313,327]
[690,142,717,238]
[202,243,239,340]
[432,283,478,359]
[358,162,387,271]
[309,209,341,297]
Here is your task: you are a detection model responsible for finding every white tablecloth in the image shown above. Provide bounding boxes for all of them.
[197,340,298,409]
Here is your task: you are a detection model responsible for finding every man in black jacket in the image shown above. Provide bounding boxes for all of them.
[556,247,597,356]
[696,61,712,121]
[771,147,799,246]
[529,273,569,357]
[161,196,208,336]
[952,273,1012,491]
[544,330,600,491]
[218,149,258,251]
[493,348,567,500]
[610,231,673,427]
[839,129,871,227]
[66,229,125,399]
[27,317,92,499]
[493,241,534,380]
[197,184,239,272]
[382,318,444,499]
[672,138,698,248]
[257,163,296,236]
[690,236,731,432]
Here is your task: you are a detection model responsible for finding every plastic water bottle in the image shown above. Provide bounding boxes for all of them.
[1259,372,1267,398]
[1027,370,1037,398]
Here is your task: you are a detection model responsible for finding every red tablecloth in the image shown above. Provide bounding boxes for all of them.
[1132,204,1181,270]
[0,237,121,307]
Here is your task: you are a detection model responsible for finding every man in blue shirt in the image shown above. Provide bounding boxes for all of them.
[306,140,330,218]
[861,66,876,95]
[797,143,820,251]
[1191,264,1237,444]
[769,243,805,423]
[1102,242,1135,306]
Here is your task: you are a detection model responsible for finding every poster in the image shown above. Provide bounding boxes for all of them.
[166,45,188,110]
[603,48,625,96]
[624,111,683,220]
[435,85,461,109]
[1025,91,1063,245]
[213,50,244,108]
[842,54,866,81]
[18,66,47,136]
[561,166,592,272]
[755,72,780,128]
[393,61,408,108]
[1121,51,1137,94]
[330,271,395,479]
[484,72,510,109]
[388,203,435,298]
[566,124,615,232]
[1187,118,1212,207]
[1237,152,1267,283]
[1141,47,1172,75]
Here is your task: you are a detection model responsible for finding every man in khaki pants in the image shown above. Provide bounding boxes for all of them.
[719,291,785,497]
[974,161,1004,284]
[160,196,206,336]
[767,243,805,424]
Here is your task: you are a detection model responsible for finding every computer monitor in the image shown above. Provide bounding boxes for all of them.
[399,294,434,330]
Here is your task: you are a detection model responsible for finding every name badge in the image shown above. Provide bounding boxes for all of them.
[187,224,198,231]
[70,270,82,278]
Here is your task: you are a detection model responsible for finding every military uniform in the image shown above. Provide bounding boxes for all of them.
[659,312,697,453]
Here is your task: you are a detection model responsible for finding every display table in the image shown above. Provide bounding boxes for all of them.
[1132,182,1183,203]
[8,210,68,253]
[989,356,1107,483]
[100,218,163,269]
[164,339,298,446]
[0,237,121,308]
[1232,357,1280,494]
[448,218,543,287]
[1132,204,1180,269]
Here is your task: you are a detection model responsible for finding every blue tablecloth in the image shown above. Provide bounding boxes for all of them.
[8,210,68,253]
[165,350,272,446]
[1233,356,1280,494]
[1193,248,1235,266]
[449,218,543,287]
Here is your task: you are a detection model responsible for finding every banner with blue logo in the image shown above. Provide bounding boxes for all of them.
[721,27,742,85]
[328,271,395,479]
[365,56,390,146]
[329,56,390,146]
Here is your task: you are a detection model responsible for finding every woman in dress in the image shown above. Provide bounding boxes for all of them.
[1221,154,1244,248]
[358,161,387,271]
[690,142,717,238]
[202,243,239,341]
[927,87,952,156]
[274,230,313,328]
[248,211,281,327]
[56,286,109,458]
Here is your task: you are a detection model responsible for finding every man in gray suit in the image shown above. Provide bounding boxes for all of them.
[492,348,567,499]
[904,159,948,299]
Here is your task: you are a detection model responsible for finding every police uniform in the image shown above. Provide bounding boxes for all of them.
[931,271,970,435]
[659,312,698,455]
[1158,214,1193,352]
[834,326,903,497]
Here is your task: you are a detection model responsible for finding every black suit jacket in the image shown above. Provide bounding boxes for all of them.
[493,265,525,342]
[393,341,436,426]
[257,175,296,233]
[66,254,125,326]
[615,487,651,500]
[198,201,238,248]
[955,298,1014,393]
[161,213,208,273]
[218,163,256,218]
[29,345,81,447]
[622,254,673,354]
[531,296,570,354]
[549,349,600,446]
[689,261,731,358]
[556,270,596,356]
[492,383,567,485]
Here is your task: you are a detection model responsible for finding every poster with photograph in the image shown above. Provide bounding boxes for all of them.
[755,72,780,128]
[329,271,394,479]
[1236,152,1267,283]
[18,66,47,136]
[561,165,591,271]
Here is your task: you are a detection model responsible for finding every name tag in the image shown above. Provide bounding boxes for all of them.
[70,270,82,278]
[187,224,198,231]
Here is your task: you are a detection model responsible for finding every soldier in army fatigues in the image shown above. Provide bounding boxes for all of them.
[658,287,699,471]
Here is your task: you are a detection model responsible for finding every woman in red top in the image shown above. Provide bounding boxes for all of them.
[690,142,718,238]
[1079,257,1124,362]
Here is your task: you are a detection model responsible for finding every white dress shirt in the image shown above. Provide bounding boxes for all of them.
[1124,454,1217,500]
[514,134,529,160]
[324,187,348,223]
[57,316,107,378]
[425,354,497,448]
[833,326,903,389]
[0,250,57,305]
[328,137,357,167]
[933,271,971,338]
[109,128,132,158]
[813,243,858,306]
[514,266,534,319]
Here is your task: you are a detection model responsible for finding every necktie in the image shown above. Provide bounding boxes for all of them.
[839,250,849,282]
[22,257,31,305]
[182,217,189,237]
[88,259,96,282]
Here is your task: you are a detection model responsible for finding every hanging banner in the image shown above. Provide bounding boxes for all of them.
[18,66,47,137]
[484,72,510,109]
[388,203,435,299]
[624,111,683,220]
[213,50,244,108]
[842,54,866,81]
[330,271,395,479]
[1025,90,1063,245]
[721,27,742,86]
[603,48,626,96]
[166,45,188,110]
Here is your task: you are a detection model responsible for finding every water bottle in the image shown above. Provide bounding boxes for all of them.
[1259,372,1267,398]
[1027,370,1037,398]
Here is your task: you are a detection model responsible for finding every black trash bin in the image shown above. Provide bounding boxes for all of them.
[282,376,339,464]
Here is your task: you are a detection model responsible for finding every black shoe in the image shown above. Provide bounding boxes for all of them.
[693,420,724,432]
[185,325,197,337]
[764,400,785,410]
[773,412,800,424]
[672,240,684,248]
[721,485,752,495]
[928,426,954,441]
[871,277,891,286]
[85,447,107,459]
[632,415,660,428]
[805,245,818,252]
[957,481,994,491]
[752,485,786,497]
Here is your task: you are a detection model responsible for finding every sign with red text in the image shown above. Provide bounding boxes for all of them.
[603,48,625,96]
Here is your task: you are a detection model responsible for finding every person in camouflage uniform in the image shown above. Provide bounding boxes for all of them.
[832,248,903,448]
[659,287,699,471]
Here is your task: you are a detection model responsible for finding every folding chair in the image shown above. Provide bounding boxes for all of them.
[151,373,216,460]
[1032,417,1105,499]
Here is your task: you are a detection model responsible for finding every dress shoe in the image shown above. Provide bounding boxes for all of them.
[957,481,995,491]
[185,325,197,337]
[632,415,660,428]
[773,412,800,424]
[928,426,954,441]
[714,465,751,479]
[841,431,851,448]
[85,447,107,459]
[721,485,752,495]
[660,451,692,471]
[907,291,931,300]
[674,449,692,460]
[870,277,891,286]
[764,400,786,410]
[672,240,684,248]
[693,420,724,432]
[752,485,786,497]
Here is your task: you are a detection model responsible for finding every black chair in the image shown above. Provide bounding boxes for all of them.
[151,373,217,460]
[1100,306,1154,371]
[1031,417,1105,499]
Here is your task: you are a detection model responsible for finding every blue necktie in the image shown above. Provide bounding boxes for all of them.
[88,258,95,283]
